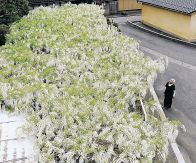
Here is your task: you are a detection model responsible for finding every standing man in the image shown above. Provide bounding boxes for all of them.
[164,78,176,109]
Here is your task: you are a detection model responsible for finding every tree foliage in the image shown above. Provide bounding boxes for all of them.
[0,24,9,45]
[0,0,29,45]
[0,4,178,163]
[0,0,29,25]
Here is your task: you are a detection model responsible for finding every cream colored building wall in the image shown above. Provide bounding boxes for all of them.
[141,4,192,41]
[118,0,141,11]
[190,12,196,42]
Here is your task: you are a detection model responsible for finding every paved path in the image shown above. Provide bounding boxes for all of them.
[113,16,196,163]
[0,111,34,163]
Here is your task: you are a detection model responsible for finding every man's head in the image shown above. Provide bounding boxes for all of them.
[169,78,175,84]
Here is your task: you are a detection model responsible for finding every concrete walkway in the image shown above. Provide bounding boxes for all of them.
[0,111,35,163]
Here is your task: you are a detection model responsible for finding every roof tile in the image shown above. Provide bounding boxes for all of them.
[138,0,196,14]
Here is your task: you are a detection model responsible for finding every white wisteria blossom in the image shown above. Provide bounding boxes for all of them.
[0,4,179,163]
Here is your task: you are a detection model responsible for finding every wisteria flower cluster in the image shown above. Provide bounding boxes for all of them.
[0,4,177,163]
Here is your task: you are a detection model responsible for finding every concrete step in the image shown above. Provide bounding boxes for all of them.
[0,111,35,163]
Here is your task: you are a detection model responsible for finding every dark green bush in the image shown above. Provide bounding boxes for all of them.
[0,0,29,25]
[0,24,9,45]
[0,0,29,45]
